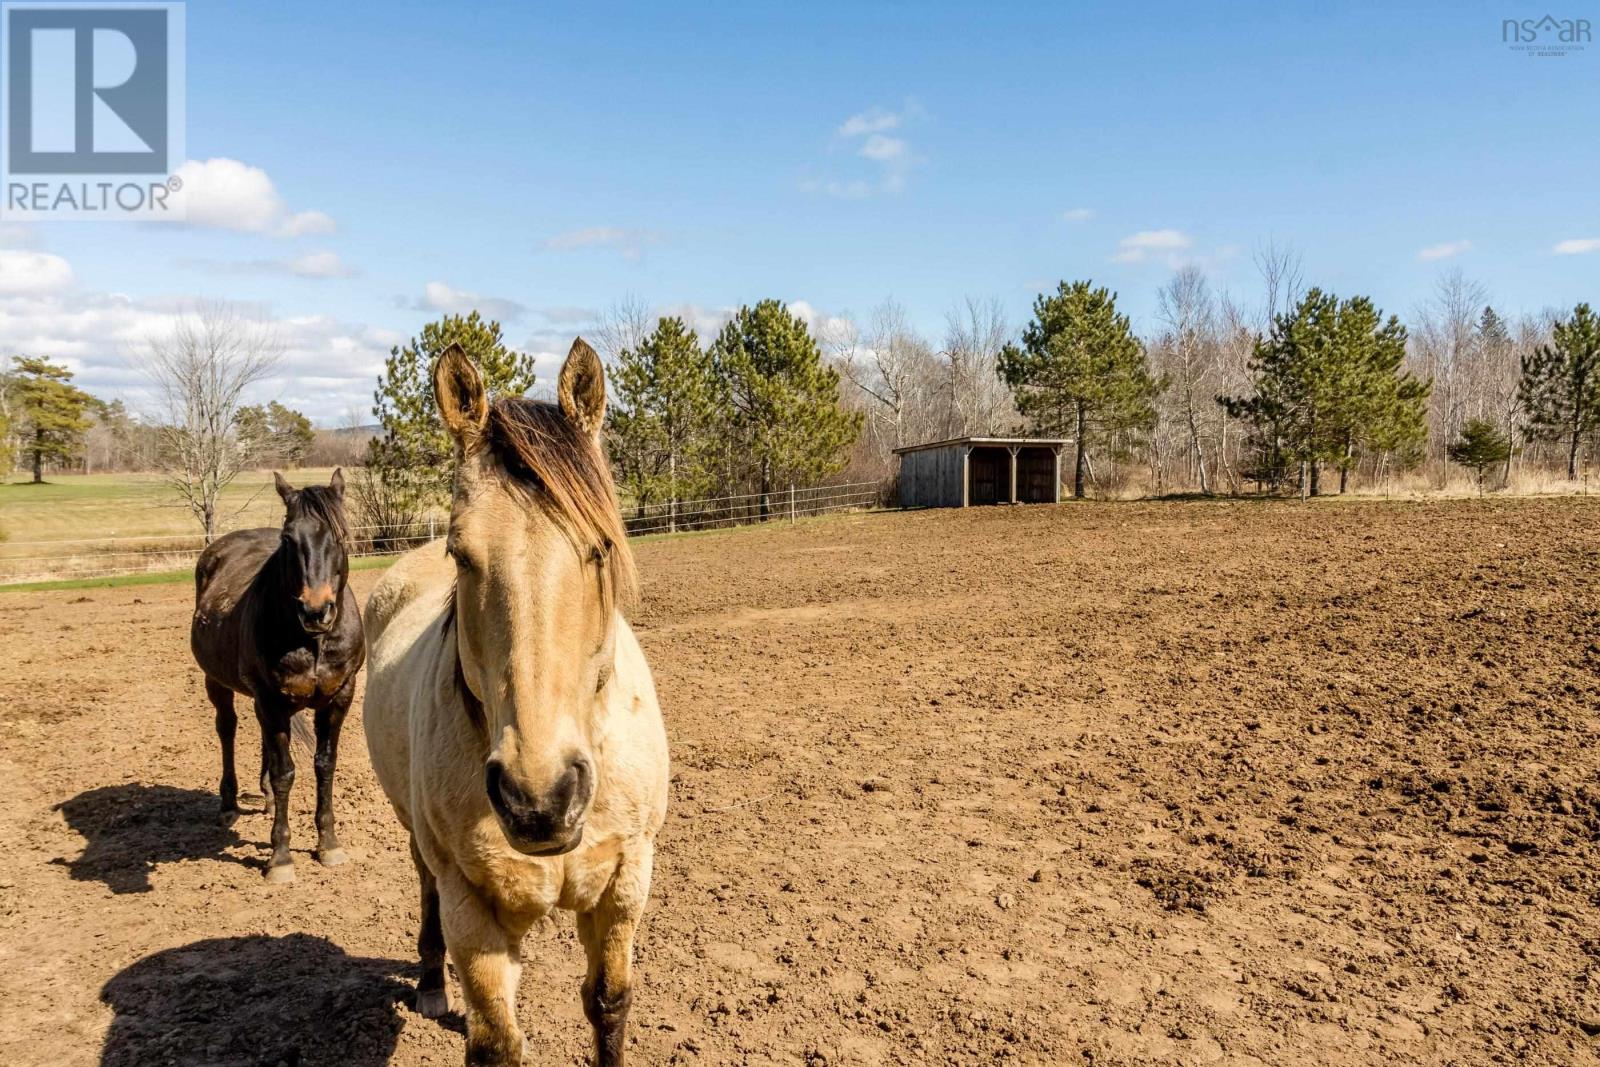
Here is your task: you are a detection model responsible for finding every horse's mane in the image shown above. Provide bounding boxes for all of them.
[482,396,637,610]
[289,484,351,545]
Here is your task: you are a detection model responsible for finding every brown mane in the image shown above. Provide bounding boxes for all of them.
[482,395,637,610]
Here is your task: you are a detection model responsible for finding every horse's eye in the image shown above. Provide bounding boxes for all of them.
[447,541,477,573]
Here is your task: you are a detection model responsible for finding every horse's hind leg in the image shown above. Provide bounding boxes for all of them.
[257,704,296,883]
[439,872,525,1065]
[576,853,652,1067]
[258,729,273,821]
[312,682,354,867]
[410,837,449,1018]
[206,679,238,826]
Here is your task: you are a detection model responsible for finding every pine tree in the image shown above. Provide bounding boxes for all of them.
[1221,289,1427,495]
[236,400,314,467]
[1448,417,1512,494]
[1475,306,1518,486]
[365,311,537,508]
[708,300,862,516]
[997,281,1162,498]
[7,356,94,483]
[1518,302,1600,480]
[1331,295,1428,492]
[606,316,717,527]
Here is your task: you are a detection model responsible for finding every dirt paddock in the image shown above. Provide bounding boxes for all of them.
[3,499,1599,1066]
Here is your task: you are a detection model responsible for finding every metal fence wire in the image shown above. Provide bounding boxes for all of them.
[0,480,887,585]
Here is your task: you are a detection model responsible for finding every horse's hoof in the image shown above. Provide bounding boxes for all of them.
[416,987,450,1018]
[218,809,239,828]
[263,862,296,884]
[316,847,349,867]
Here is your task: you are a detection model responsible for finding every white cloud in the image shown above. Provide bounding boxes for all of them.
[1062,208,1095,223]
[837,107,901,138]
[654,302,739,343]
[288,251,354,278]
[784,299,854,345]
[542,226,661,261]
[1418,239,1471,261]
[0,250,74,295]
[1111,228,1194,265]
[0,260,392,423]
[808,101,924,198]
[174,158,336,237]
[1553,237,1600,255]
[278,210,337,238]
[859,134,908,162]
[408,281,527,323]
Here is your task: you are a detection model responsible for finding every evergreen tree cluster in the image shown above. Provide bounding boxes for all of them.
[609,300,862,522]
[2,356,96,483]
[235,400,315,468]
[362,311,537,532]
[361,301,861,534]
[1220,289,1429,495]
[997,281,1164,498]
[1517,303,1600,481]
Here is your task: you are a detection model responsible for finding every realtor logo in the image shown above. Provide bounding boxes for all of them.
[2,2,185,219]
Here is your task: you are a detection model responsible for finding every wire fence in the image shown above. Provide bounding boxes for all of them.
[0,479,888,585]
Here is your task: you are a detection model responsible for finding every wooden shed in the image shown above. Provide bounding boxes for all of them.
[893,436,1068,508]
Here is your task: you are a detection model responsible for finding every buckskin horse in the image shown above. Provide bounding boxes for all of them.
[191,469,366,884]
[363,340,669,1066]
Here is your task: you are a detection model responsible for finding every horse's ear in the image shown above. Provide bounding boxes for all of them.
[273,471,295,504]
[432,342,488,447]
[558,337,605,438]
[329,467,344,497]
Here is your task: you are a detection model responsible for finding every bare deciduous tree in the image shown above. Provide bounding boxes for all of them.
[593,294,654,363]
[838,300,947,450]
[1155,265,1218,494]
[144,304,281,541]
[943,297,1016,435]
[1410,270,1489,477]
[1254,239,1304,329]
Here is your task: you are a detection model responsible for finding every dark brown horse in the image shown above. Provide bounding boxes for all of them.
[191,469,366,883]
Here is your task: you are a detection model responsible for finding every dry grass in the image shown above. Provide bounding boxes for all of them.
[0,468,344,552]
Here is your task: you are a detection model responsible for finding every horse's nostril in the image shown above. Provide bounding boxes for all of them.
[568,757,592,795]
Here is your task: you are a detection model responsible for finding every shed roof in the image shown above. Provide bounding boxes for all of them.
[891,435,1070,456]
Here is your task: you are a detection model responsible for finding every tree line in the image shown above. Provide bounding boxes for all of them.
[1,358,352,486]
[358,303,862,538]
[6,257,1597,544]
[831,257,1598,500]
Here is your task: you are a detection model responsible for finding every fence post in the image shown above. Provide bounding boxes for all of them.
[789,483,796,523]
[429,516,436,542]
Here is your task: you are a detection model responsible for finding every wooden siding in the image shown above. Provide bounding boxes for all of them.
[897,441,1062,508]
[898,444,966,507]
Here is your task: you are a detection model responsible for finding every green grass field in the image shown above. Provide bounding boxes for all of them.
[0,468,344,551]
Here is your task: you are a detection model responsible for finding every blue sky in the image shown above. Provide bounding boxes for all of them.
[4,0,1598,422]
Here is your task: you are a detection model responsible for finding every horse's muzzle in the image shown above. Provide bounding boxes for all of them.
[298,602,337,634]
[485,756,593,856]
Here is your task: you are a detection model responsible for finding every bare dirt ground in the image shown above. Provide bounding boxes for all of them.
[3,499,1600,1066]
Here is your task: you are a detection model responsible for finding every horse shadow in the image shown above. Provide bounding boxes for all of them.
[100,933,424,1066]
[53,783,254,894]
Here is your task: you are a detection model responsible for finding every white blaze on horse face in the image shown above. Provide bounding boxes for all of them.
[450,455,610,837]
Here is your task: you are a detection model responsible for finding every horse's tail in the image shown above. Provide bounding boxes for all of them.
[290,709,316,755]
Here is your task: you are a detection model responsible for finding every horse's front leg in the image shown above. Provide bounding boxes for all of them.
[312,681,354,867]
[256,703,296,883]
[577,852,653,1067]
[439,871,526,1066]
